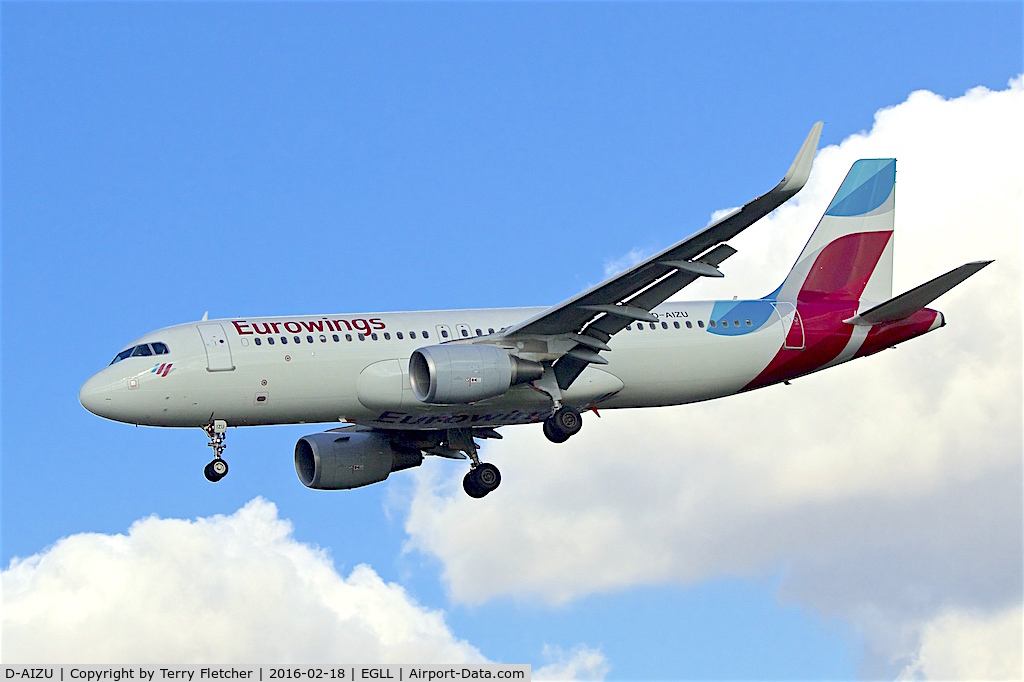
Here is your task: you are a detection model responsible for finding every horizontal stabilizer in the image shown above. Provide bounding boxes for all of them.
[845,260,993,325]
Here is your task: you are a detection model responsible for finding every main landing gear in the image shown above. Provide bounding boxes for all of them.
[543,406,583,444]
[445,428,502,499]
[463,462,501,499]
[203,419,229,482]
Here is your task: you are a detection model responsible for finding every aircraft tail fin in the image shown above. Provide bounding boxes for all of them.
[844,260,993,325]
[774,158,897,304]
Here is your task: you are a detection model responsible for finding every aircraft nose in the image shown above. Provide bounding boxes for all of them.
[79,372,114,417]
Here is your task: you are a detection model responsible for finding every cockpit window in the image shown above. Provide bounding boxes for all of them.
[110,349,135,365]
[109,341,170,365]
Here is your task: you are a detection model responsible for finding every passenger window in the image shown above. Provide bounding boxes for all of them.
[384,333,390,340]
[307,335,313,343]
[333,334,339,342]
[745,319,752,326]
[294,336,301,343]
[320,335,327,342]
[423,331,429,339]
[268,337,275,345]
[488,328,494,334]
[733,320,739,327]
[397,332,404,340]
[661,322,668,329]
[698,321,705,328]
[635,325,642,331]
[441,330,449,339]
[686,321,693,329]
[370,333,377,341]
[358,334,365,341]
[673,321,680,329]
[410,331,416,339]
[255,337,262,346]
[710,321,716,328]
[722,320,728,327]
[281,336,288,344]
[345,334,352,342]
[626,325,632,331]
[475,329,482,336]
[152,342,169,355]
[649,323,656,330]
[132,344,153,357]
[461,329,468,337]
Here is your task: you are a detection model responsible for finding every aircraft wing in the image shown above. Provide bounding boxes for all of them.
[490,122,823,389]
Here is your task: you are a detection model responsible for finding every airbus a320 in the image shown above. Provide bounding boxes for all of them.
[80,123,991,497]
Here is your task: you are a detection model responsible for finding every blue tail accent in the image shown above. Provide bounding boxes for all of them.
[762,282,783,302]
[707,300,776,336]
[825,159,895,217]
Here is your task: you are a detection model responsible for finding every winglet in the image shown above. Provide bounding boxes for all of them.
[495,122,823,346]
[776,121,823,196]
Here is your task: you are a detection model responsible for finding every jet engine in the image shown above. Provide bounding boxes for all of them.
[409,344,544,404]
[294,431,422,490]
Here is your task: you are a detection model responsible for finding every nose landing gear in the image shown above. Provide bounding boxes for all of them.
[203,419,229,482]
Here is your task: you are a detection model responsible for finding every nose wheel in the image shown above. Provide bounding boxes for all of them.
[202,419,229,483]
[204,458,229,482]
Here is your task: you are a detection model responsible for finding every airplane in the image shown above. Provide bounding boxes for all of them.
[79,123,992,498]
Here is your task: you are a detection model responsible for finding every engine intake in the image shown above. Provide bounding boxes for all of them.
[409,344,544,404]
[294,431,422,490]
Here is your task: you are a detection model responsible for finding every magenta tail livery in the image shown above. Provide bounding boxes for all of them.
[79,124,992,498]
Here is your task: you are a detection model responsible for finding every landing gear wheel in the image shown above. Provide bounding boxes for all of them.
[204,458,228,482]
[553,407,582,436]
[544,407,582,443]
[543,419,570,444]
[463,463,501,498]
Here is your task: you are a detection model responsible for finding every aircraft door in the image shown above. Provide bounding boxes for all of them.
[197,323,236,372]
[435,324,452,342]
[773,302,805,350]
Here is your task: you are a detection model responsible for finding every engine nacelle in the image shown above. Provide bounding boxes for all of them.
[409,344,544,404]
[294,431,423,490]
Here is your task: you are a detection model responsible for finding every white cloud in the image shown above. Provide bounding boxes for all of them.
[404,77,1024,678]
[1,498,487,664]
[534,645,609,681]
[603,248,649,278]
[897,605,1023,681]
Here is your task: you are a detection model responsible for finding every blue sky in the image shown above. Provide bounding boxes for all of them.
[2,2,1022,678]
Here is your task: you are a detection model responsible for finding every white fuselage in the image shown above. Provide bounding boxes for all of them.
[79,300,790,431]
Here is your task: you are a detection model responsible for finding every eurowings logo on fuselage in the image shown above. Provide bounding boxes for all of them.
[232,317,386,337]
[152,363,173,377]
